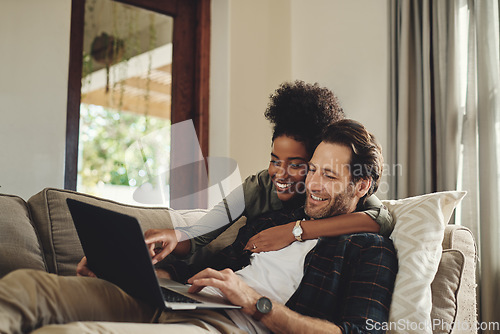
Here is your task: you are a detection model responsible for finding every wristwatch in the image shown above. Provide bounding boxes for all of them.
[292,219,304,242]
[253,296,273,320]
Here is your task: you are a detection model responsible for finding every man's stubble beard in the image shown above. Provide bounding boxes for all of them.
[305,185,357,220]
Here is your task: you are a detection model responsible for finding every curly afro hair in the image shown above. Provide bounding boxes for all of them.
[264,80,345,156]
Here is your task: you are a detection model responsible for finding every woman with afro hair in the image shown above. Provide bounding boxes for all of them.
[137,80,392,265]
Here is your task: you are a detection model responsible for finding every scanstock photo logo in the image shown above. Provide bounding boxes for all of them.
[365,319,500,332]
[128,119,245,239]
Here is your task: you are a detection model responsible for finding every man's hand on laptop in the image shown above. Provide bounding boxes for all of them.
[144,228,190,264]
[187,268,262,315]
[76,256,96,277]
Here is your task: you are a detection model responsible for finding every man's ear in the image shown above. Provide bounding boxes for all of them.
[355,178,372,198]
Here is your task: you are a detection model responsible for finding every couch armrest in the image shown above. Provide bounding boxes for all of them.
[431,225,477,334]
[0,193,47,277]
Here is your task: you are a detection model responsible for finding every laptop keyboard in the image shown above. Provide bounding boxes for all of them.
[161,288,202,304]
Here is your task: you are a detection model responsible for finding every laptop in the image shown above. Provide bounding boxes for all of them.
[66,198,241,311]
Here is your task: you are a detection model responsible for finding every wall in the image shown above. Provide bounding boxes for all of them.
[291,0,389,149]
[0,1,71,199]
[211,0,390,197]
[210,0,293,180]
[291,0,390,197]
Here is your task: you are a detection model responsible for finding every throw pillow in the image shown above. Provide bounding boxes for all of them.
[381,191,466,334]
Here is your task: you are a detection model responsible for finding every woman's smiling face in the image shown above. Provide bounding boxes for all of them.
[268,135,310,202]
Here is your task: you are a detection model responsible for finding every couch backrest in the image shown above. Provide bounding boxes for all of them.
[27,188,206,276]
[0,194,47,277]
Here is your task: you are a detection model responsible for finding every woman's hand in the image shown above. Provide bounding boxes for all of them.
[76,256,96,277]
[244,222,295,253]
[144,228,184,264]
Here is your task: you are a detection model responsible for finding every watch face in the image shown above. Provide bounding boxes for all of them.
[293,225,303,237]
[256,297,272,314]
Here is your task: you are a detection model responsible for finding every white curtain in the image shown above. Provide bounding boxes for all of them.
[390,0,500,331]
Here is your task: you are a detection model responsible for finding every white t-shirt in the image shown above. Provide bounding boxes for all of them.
[203,239,318,334]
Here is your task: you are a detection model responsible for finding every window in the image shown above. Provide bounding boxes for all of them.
[66,0,210,208]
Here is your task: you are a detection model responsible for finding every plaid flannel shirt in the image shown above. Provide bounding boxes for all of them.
[165,207,398,333]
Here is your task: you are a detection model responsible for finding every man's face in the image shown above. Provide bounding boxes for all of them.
[305,142,364,219]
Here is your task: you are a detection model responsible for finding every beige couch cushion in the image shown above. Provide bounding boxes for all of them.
[431,249,465,334]
[27,188,186,276]
[0,194,47,277]
[437,225,477,334]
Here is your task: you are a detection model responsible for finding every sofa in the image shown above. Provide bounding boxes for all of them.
[0,188,478,333]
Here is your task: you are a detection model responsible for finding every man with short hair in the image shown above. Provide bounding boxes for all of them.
[0,119,397,334]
